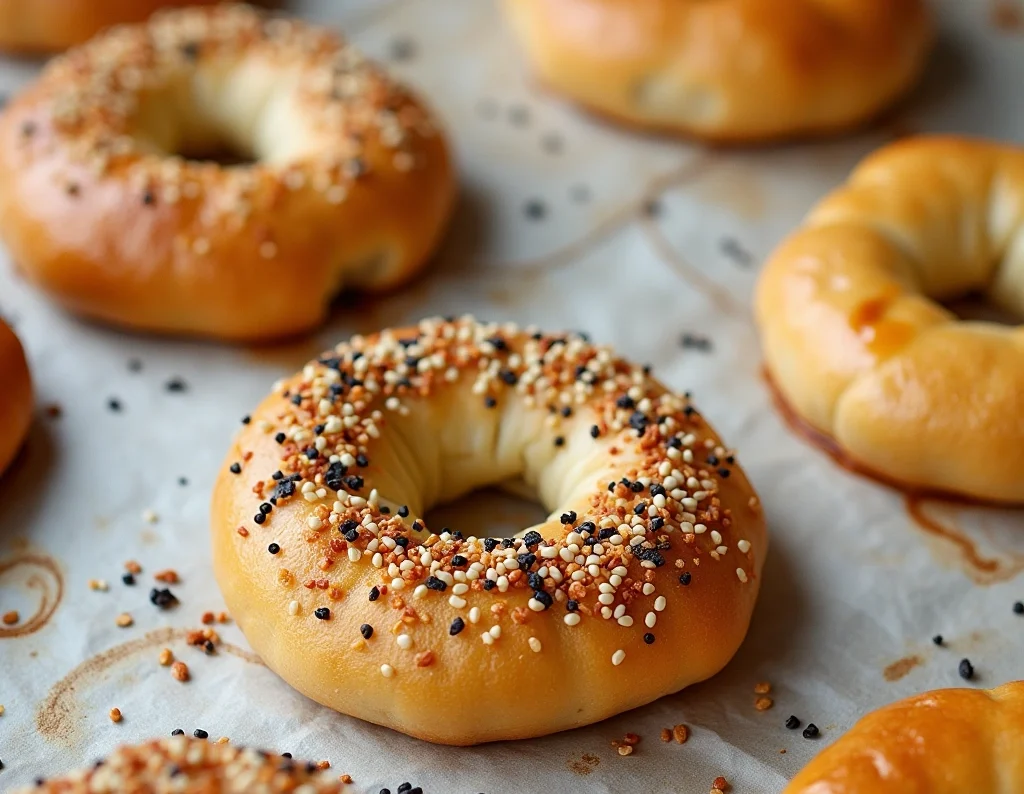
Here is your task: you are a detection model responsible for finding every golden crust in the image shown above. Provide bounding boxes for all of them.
[0,0,219,53]
[0,317,32,478]
[14,736,344,793]
[756,137,1024,503]
[211,317,767,745]
[502,0,933,143]
[0,5,455,341]
[784,682,1024,793]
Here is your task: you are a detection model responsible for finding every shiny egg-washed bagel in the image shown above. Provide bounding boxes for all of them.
[502,0,932,143]
[785,682,1024,793]
[756,137,1024,503]
[13,736,344,793]
[0,0,220,53]
[0,317,32,477]
[0,4,454,341]
[212,316,767,744]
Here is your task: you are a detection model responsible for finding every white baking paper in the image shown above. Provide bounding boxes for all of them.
[1,1,1023,792]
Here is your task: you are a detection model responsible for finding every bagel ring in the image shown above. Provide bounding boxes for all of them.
[211,316,767,744]
[0,0,219,54]
[502,0,933,143]
[756,137,1024,504]
[0,4,455,341]
[0,317,32,478]
[785,682,1024,793]
[14,736,344,793]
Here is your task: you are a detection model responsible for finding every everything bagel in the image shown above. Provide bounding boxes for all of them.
[0,317,32,478]
[0,4,455,341]
[12,736,344,793]
[756,137,1024,503]
[785,682,1024,793]
[0,0,219,53]
[211,316,767,744]
[503,0,932,143]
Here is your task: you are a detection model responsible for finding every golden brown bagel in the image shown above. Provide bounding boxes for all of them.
[0,4,455,342]
[756,137,1024,504]
[784,682,1024,793]
[0,317,32,477]
[211,316,767,745]
[503,0,932,143]
[13,736,345,793]
[0,0,220,54]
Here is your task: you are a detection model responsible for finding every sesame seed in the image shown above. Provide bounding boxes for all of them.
[611,649,626,666]
[380,664,394,678]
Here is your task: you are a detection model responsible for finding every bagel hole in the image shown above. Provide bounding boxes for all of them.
[176,139,257,167]
[423,483,548,540]
[944,292,1020,326]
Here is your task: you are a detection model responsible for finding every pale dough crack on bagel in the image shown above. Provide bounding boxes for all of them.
[211,316,767,745]
[0,4,455,341]
[0,317,33,478]
[756,137,1024,504]
[502,0,933,142]
[784,682,1024,793]
[11,736,345,793]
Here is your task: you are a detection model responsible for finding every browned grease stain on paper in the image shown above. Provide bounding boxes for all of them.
[991,0,1024,32]
[567,753,601,775]
[37,627,264,746]
[904,497,1024,586]
[883,655,922,682]
[0,553,63,638]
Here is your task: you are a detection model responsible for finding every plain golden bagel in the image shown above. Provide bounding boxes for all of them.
[0,0,220,54]
[502,0,932,143]
[212,316,767,745]
[756,137,1024,503]
[0,4,455,342]
[12,736,344,793]
[784,682,1024,793]
[0,317,32,478]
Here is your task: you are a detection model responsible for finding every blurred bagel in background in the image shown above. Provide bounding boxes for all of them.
[0,316,32,478]
[503,0,933,143]
[0,0,221,53]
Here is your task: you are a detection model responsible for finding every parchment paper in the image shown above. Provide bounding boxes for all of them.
[1,1,1023,792]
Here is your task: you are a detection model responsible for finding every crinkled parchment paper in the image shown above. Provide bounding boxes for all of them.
[1,1,1023,792]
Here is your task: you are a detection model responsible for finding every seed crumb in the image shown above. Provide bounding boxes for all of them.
[109,707,122,723]
[158,648,173,666]
[115,613,134,628]
[712,776,729,793]
[201,611,215,624]
[660,728,672,742]
[672,724,689,744]
[754,681,771,695]
[755,696,774,711]
[171,661,190,682]
[217,612,231,623]
[142,509,159,524]
[340,774,353,784]
[622,733,641,746]
[155,569,179,584]
[316,760,330,770]
[616,745,633,756]
[414,650,435,667]
[215,737,229,744]
[0,705,6,716]
[124,560,142,575]
[1,610,19,625]
[88,579,109,591]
